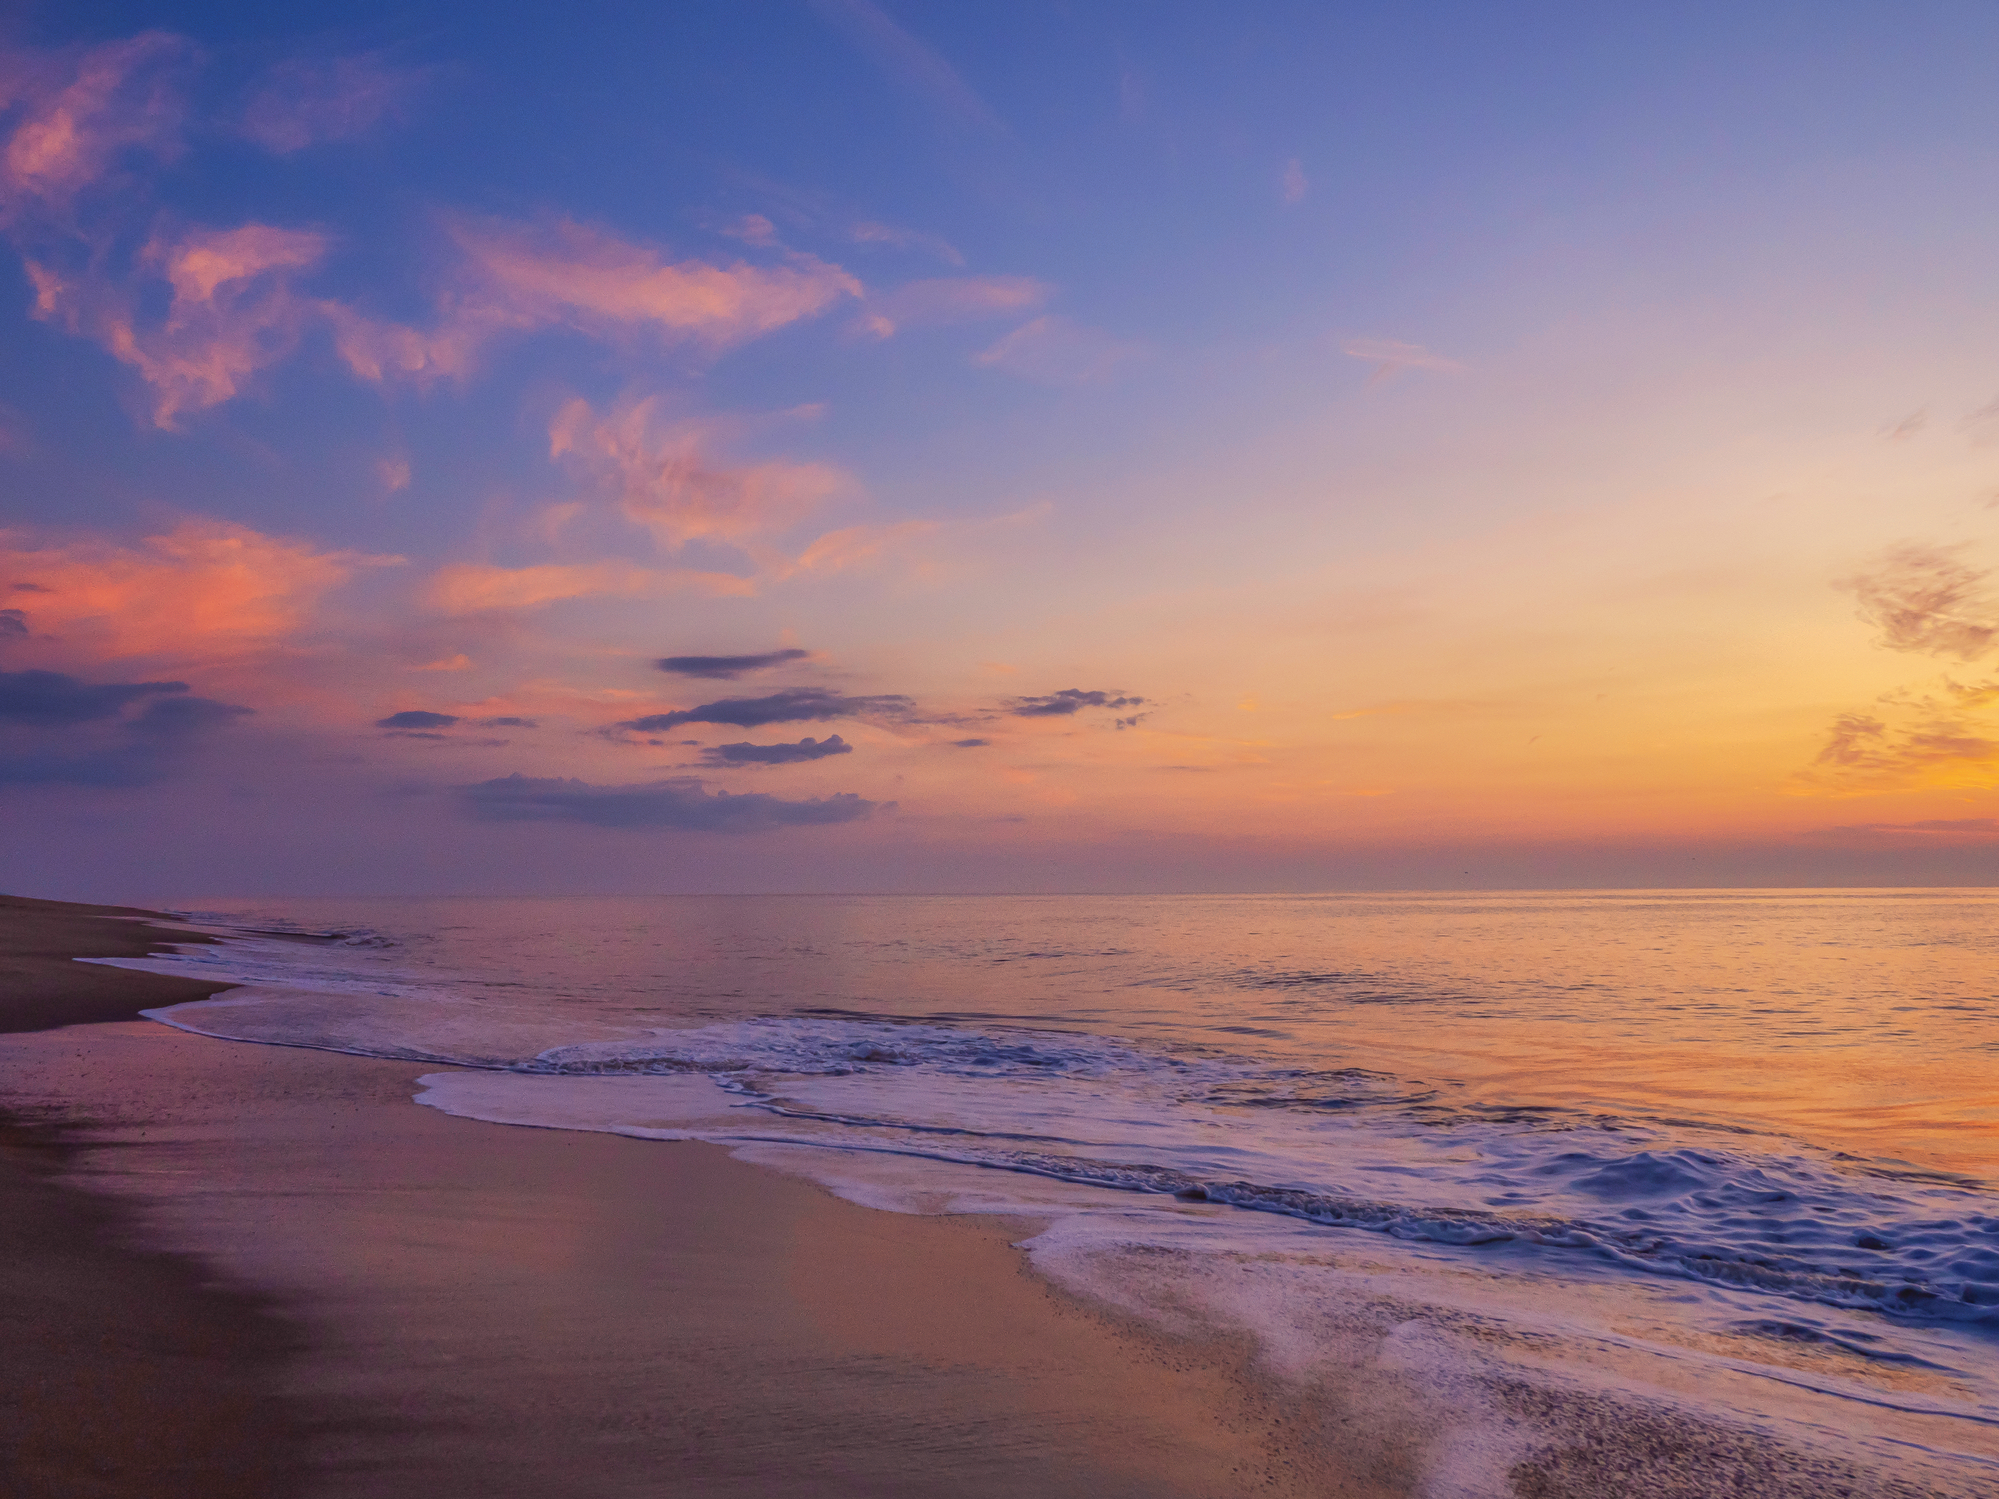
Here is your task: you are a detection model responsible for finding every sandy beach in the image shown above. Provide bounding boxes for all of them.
[0,896,1382,1498]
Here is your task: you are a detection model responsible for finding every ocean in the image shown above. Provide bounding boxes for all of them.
[99,890,1999,1490]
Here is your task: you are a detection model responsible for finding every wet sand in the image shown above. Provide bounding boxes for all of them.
[1,894,306,1498]
[0,896,1383,1497]
[0,892,233,1034]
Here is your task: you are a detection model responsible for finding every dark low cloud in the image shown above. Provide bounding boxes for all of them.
[615,687,914,734]
[376,710,536,740]
[701,734,851,766]
[1839,544,1997,660]
[0,670,251,786]
[656,648,810,680]
[1009,688,1144,718]
[0,609,25,638]
[951,737,990,748]
[0,669,188,725]
[1809,817,1999,838]
[130,696,253,736]
[461,774,877,832]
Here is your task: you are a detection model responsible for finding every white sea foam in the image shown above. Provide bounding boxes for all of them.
[100,922,1999,1492]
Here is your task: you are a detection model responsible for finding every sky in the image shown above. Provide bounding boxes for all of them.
[6,1,1999,897]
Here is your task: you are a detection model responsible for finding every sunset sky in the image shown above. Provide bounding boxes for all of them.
[7,1,1999,895]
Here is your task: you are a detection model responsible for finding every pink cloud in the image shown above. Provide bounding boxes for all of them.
[857,275,1048,338]
[3,43,861,429]
[1281,158,1308,205]
[974,316,1142,384]
[241,54,424,154]
[716,213,780,247]
[787,519,937,575]
[426,560,755,614]
[0,33,188,222]
[155,222,324,301]
[549,396,853,551]
[449,215,861,350]
[806,0,1003,134]
[849,220,965,265]
[30,222,329,428]
[1341,337,1465,383]
[327,216,864,390]
[27,205,861,422]
[320,300,491,386]
[0,39,353,428]
[0,517,374,662]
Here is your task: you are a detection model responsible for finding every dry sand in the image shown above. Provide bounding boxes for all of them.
[0,896,1391,1498]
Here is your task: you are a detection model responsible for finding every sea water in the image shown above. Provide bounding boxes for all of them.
[97,891,1999,1491]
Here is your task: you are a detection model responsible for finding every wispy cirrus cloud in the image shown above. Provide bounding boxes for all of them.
[1342,337,1464,383]
[425,560,755,615]
[30,221,328,427]
[15,121,863,420]
[549,396,854,552]
[975,316,1141,385]
[0,38,319,430]
[1280,158,1308,205]
[1838,543,1997,661]
[855,275,1047,339]
[241,53,426,154]
[849,220,964,265]
[1806,817,1999,839]
[1812,704,1997,780]
[329,216,863,389]
[1799,546,1999,792]
[784,518,937,577]
[448,215,861,351]
[806,0,1003,134]
[442,398,931,614]
[1801,677,1999,793]
[0,33,189,223]
[0,38,340,427]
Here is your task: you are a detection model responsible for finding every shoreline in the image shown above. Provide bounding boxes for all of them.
[0,893,309,1498]
[0,892,235,1036]
[0,894,1377,1497]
